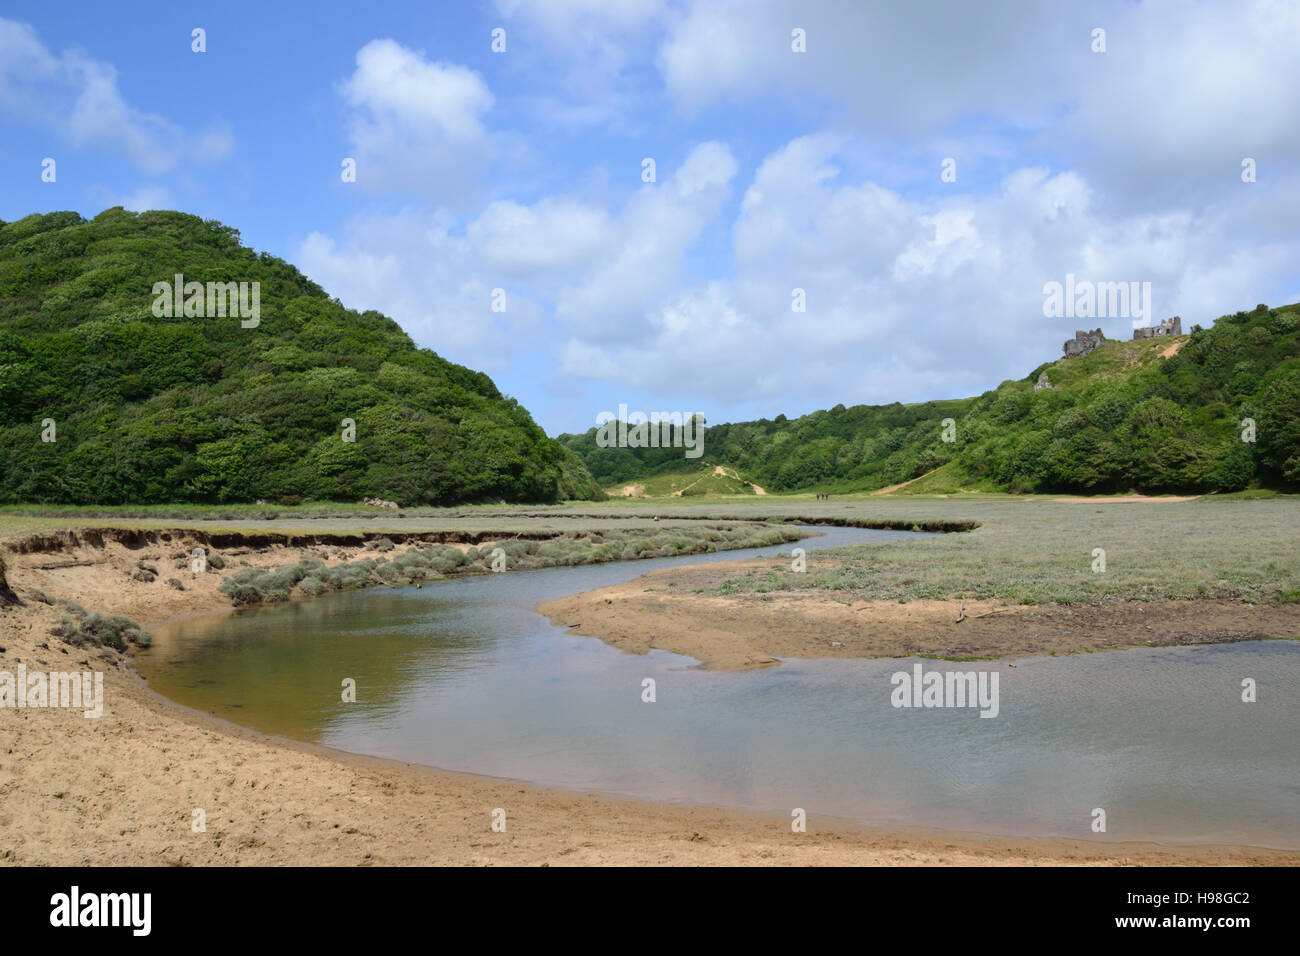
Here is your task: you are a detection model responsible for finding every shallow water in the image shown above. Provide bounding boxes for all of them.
[139,526,1300,848]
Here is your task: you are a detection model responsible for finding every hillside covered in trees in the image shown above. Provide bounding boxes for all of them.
[561,303,1300,495]
[0,208,603,505]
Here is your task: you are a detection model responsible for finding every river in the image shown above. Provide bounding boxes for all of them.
[137,526,1300,848]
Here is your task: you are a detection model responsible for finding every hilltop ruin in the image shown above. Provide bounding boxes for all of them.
[1062,328,1105,358]
[1063,317,1185,358]
[1132,316,1182,339]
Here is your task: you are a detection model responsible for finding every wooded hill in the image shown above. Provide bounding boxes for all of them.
[561,303,1300,495]
[0,208,603,505]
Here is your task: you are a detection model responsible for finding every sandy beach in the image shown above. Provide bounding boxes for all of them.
[2,529,1297,866]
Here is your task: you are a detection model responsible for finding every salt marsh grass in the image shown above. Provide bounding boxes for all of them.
[706,497,1300,605]
[216,523,801,606]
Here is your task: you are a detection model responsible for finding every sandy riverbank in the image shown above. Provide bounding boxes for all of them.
[538,557,1300,670]
[1,532,1296,866]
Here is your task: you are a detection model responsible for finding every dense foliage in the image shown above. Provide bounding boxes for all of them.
[562,303,1300,494]
[0,208,602,504]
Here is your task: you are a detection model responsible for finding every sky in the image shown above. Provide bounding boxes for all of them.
[1,0,1298,436]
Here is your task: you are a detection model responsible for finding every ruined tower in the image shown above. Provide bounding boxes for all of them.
[1062,328,1105,358]
[1132,316,1182,340]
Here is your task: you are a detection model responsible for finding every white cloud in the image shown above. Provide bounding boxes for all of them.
[555,141,738,338]
[343,39,493,141]
[466,198,616,277]
[117,186,174,213]
[546,133,1300,418]
[339,39,494,200]
[0,18,233,174]
[490,0,667,131]
[296,142,738,375]
[1062,0,1300,200]
[656,0,1076,126]
[556,281,765,398]
[300,119,1300,426]
[301,3,1300,429]
[654,0,1300,201]
[297,209,545,374]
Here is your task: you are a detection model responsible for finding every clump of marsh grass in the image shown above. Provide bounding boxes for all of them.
[49,599,152,650]
[217,524,801,607]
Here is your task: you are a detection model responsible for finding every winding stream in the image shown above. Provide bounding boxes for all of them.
[137,526,1300,848]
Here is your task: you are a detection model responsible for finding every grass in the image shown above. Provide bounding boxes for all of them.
[4,494,1298,609]
[605,464,755,497]
[0,503,753,538]
[216,523,802,607]
[47,599,152,650]
[703,496,1300,605]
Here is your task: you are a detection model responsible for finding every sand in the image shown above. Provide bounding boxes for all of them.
[538,557,1300,670]
[2,533,1296,866]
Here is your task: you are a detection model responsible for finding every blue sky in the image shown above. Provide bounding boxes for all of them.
[2,0,1299,436]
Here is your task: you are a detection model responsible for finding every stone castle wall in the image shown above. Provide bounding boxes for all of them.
[1132,316,1182,339]
[1062,328,1105,358]
[1062,317,1185,358]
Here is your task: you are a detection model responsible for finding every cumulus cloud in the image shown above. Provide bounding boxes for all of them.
[0,17,233,174]
[655,0,1300,202]
[551,132,1300,420]
[466,198,617,278]
[656,0,1078,127]
[339,39,494,200]
[491,0,666,130]
[297,208,546,375]
[301,1,1300,429]
[296,143,737,374]
[555,141,738,338]
[1062,0,1300,203]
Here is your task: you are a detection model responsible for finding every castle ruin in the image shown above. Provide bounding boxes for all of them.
[1063,317,1185,358]
[1062,328,1105,358]
[1132,316,1182,339]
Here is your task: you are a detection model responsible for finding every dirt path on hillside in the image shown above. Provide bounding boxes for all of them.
[871,468,942,496]
[715,465,767,495]
[668,466,766,497]
[711,465,766,495]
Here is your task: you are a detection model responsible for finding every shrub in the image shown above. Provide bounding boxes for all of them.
[298,576,326,596]
[225,584,264,606]
[49,603,151,649]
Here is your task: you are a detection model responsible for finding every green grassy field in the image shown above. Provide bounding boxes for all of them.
[3,494,1298,608]
[702,496,1300,605]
